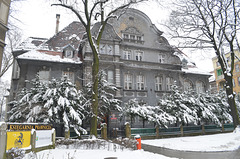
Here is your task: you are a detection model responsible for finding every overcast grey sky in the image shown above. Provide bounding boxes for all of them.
[8,0,214,76]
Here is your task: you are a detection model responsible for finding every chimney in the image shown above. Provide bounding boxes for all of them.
[55,14,60,34]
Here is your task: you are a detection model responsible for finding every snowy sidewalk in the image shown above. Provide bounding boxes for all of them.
[141,127,240,159]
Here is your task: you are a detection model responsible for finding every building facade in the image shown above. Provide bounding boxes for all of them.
[212,50,240,97]
[9,9,211,134]
[0,0,11,72]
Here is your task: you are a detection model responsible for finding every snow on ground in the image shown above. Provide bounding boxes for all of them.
[25,149,176,159]
[142,127,240,152]
[23,128,240,159]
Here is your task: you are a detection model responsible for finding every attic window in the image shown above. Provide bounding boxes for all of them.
[129,17,134,21]
[122,27,144,44]
[65,50,73,58]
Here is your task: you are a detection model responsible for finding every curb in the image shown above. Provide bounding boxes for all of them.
[142,144,240,159]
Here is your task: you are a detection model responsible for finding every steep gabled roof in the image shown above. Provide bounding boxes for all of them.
[40,21,86,51]
[17,37,48,50]
[17,50,82,64]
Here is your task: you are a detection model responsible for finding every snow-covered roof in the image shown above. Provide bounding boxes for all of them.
[173,48,196,67]
[182,66,212,76]
[17,37,48,50]
[17,50,82,64]
[209,72,216,82]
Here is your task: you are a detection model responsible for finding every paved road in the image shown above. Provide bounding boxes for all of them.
[142,143,240,159]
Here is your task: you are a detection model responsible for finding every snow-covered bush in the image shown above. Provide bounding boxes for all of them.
[123,99,176,128]
[158,86,233,126]
[6,148,25,159]
[8,75,87,135]
[123,84,234,128]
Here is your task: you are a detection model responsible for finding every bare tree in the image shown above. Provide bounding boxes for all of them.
[167,0,240,127]
[51,0,146,136]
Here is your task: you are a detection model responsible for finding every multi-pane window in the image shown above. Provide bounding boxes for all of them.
[124,74,133,90]
[123,50,131,60]
[99,44,113,54]
[107,45,113,54]
[135,51,143,61]
[123,34,129,39]
[130,35,135,40]
[166,77,173,91]
[99,44,105,54]
[158,54,165,63]
[107,70,114,84]
[155,76,163,91]
[137,36,142,41]
[137,75,145,90]
[236,64,240,72]
[65,50,73,58]
[39,70,50,84]
[196,81,205,93]
[63,71,74,83]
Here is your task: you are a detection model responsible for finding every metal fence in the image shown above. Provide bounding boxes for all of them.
[131,123,234,138]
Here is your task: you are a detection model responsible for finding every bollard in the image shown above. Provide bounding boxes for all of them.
[134,134,141,150]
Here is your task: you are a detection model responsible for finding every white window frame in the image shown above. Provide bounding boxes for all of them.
[107,70,114,84]
[137,75,145,90]
[166,77,173,91]
[65,50,73,58]
[158,54,165,63]
[155,76,163,91]
[135,51,143,61]
[124,74,133,90]
[123,50,132,60]
[123,34,129,39]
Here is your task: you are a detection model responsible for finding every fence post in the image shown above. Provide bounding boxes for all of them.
[221,123,225,132]
[101,123,107,140]
[31,129,36,153]
[180,124,183,137]
[65,129,70,139]
[125,122,131,138]
[52,128,56,149]
[155,125,159,138]
[0,122,7,159]
[201,124,205,135]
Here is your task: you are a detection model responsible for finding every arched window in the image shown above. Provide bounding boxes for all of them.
[196,81,205,93]
[184,79,193,91]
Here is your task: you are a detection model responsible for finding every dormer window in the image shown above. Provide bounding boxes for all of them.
[65,50,73,58]
[63,44,75,58]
